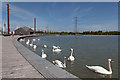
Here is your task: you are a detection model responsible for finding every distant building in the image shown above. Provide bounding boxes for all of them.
[15,26,34,35]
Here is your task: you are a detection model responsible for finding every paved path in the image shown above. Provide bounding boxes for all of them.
[2,36,44,78]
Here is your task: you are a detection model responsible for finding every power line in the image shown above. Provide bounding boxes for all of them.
[46,24,49,32]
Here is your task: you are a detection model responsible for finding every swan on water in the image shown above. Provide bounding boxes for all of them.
[29,41,33,47]
[33,45,37,49]
[52,45,61,52]
[53,57,66,68]
[38,39,40,40]
[41,49,47,58]
[43,45,47,48]
[33,39,36,41]
[19,39,25,42]
[53,48,62,52]
[26,39,30,45]
[68,48,75,61]
[86,59,114,75]
[52,45,60,49]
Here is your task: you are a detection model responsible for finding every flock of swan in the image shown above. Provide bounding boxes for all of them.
[19,38,114,75]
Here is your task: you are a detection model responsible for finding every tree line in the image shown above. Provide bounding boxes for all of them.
[36,31,120,35]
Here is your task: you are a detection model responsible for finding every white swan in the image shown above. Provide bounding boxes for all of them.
[41,49,47,58]
[29,41,33,47]
[86,59,114,75]
[33,39,36,41]
[43,45,47,48]
[19,39,25,42]
[53,48,62,52]
[53,57,66,68]
[52,46,60,49]
[68,48,75,61]
[38,39,40,40]
[26,39,30,45]
[33,45,37,49]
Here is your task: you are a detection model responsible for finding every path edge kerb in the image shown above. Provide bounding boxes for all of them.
[13,36,81,79]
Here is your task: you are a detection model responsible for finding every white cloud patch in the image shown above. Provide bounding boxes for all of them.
[10,20,33,29]
[84,7,93,12]
[72,7,94,18]
[10,4,35,20]
[79,24,118,32]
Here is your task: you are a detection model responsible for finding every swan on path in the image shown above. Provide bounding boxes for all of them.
[41,49,47,58]
[68,48,75,61]
[86,59,114,75]
[53,57,66,68]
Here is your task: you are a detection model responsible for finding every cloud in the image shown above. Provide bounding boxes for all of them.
[10,4,35,20]
[2,3,41,31]
[84,7,93,12]
[74,7,80,13]
[72,7,94,18]
[9,4,50,29]
[10,20,33,28]
[10,18,49,31]
[79,24,118,32]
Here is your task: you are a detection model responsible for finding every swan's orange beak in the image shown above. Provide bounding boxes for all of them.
[111,60,114,63]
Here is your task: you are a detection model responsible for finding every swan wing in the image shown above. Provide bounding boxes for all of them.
[68,56,75,61]
[54,60,63,67]
[68,57,70,60]
[30,44,33,46]
[53,46,57,48]
[86,65,110,74]
[42,54,47,58]
[53,49,62,52]
[55,60,62,64]
[70,56,75,60]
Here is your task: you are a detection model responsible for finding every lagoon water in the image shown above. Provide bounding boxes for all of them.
[21,35,118,78]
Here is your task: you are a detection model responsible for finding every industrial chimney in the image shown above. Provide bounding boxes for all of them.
[34,17,36,33]
[7,4,10,34]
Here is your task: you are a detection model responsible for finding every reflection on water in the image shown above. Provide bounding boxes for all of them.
[33,48,36,51]
[20,35,118,78]
[53,51,61,54]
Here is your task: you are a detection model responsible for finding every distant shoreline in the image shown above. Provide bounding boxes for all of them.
[81,34,120,36]
[34,34,120,36]
[36,31,120,36]
[15,34,120,38]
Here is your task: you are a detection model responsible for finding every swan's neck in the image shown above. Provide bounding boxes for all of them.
[63,59,66,68]
[42,51,44,55]
[71,50,73,56]
[108,61,112,73]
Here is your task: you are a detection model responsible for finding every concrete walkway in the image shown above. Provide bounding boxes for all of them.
[2,36,44,78]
